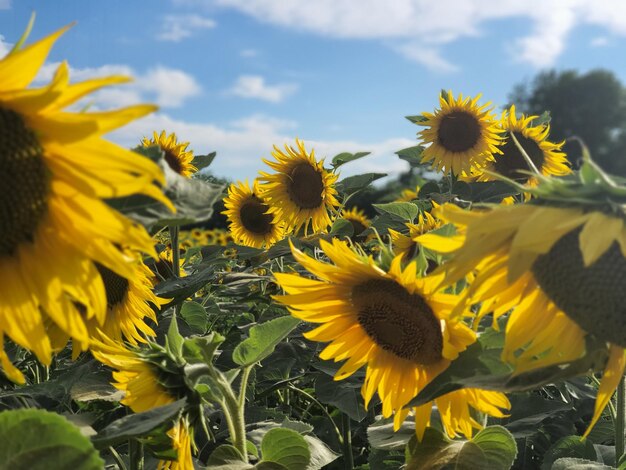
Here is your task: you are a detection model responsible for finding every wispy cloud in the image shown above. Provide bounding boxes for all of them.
[157,14,216,42]
[227,75,298,103]
[0,34,12,57]
[35,63,201,108]
[191,0,626,70]
[591,36,610,47]
[240,49,258,58]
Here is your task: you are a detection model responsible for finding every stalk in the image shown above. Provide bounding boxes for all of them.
[341,413,354,470]
[616,376,626,465]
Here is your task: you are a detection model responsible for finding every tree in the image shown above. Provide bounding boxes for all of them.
[509,69,626,176]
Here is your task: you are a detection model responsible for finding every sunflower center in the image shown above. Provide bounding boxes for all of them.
[437,111,481,153]
[163,148,184,175]
[0,107,49,256]
[493,131,544,181]
[531,228,626,347]
[240,196,274,235]
[95,263,130,308]
[352,279,443,364]
[287,163,324,209]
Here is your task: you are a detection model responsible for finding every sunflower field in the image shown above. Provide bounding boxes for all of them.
[2,20,626,470]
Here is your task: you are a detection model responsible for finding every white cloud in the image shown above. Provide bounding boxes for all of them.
[184,0,626,70]
[0,35,12,58]
[240,48,258,58]
[227,75,298,103]
[34,63,201,108]
[110,111,412,181]
[591,36,610,47]
[157,14,216,42]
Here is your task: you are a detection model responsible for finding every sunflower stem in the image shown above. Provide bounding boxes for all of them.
[169,226,180,278]
[288,384,344,448]
[616,376,626,465]
[218,374,248,463]
[128,439,144,470]
[341,413,354,470]
[109,446,128,470]
[509,131,541,175]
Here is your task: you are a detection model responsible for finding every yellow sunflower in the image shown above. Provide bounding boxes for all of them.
[142,130,197,178]
[420,202,626,435]
[389,211,442,262]
[395,185,421,202]
[341,207,371,237]
[0,25,171,383]
[92,340,194,469]
[479,105,570,184]
[259,139,340,234]
[223,180,285,248]
[418,91,502,176]
[273,239,509,438]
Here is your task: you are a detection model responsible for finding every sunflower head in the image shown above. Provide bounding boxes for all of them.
[272,239,486,435]
[418,91,503,176]
[0,23,170,382]
[142,130,197,178]
[479,105,570,184]
[259,139,340,234]
[223,180,284,248]
[395,185,421,202]
[340,207,371,237]
[389,211,442,262]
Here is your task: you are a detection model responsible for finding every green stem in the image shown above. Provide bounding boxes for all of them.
[616,376,626,465]
[169,226,180,278]
[288,385,343,447]
[109,446,128,470]
[238,366,252,409]
[129,439,144,470]
[215,372,248,463]
[341,414,354,470]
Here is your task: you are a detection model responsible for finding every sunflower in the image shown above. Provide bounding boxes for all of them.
[395,185,421,202]
[389,211,442,262]
[223,180,284,248]
[259,139,340,234]
[273,239,509,437]
[0,25,171,383]
[92,340,194,469]
[478,105,570,184]
[341,207,370,237]
[420,202,626,435]
[418,91,502,176]
[142,130,197,178]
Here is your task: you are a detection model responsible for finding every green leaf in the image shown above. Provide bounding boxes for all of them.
[303,435,340,470]
[155,267,216,302]
[418,181,441,199]
[406,115,428,124]
[108,145,224,229]
[532,110,551,127]
[332,151,370,168]
[0,409,104,470]
[233,316,301,366]
[373,202,418,222]
[166,314,184,359]
[396,146,425,166]
[451,181,472,200]
[368,416,416,450]
[193,151,217,170]
[315,373,367,422]
[180,301,208,334]
[182,333,226,365]
[261,428,311,470]
[207,444,247,466]
[329,218,354,238]
[466,181,521,202]
[92,399,186,447]
[541,436,599,470]
[336,173,386,194]
[551,458,612,469]
[406,425,517,470]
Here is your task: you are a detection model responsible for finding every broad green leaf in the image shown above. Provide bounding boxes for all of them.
[92,399,186,447]
[303,435,340,470]
[166,314,184,359]
[182,333,226,365]
[396,145,425,166]
[193,151,217,170]
[207,445,247,466]
[552,458,612,469]
[329,218,354,238]
[541,436,599,470]
[315,373,367,422]
[406,425,517,470]
[451,181,472,200]
[233,316,301,366]
[261,428,311,470]
[532,110,551,127]
[368,416,416,450]
[373,202,418,222]
[336,172,386,194]
[406,115,428,124]
[180,301,208,334]
[0,409,103,470]
[466,181,521,202]
[417,181,441,199]
[332,151,370,168]
[155,267,215,302]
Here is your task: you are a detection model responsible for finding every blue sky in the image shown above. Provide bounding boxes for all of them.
[2,0,626,181]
